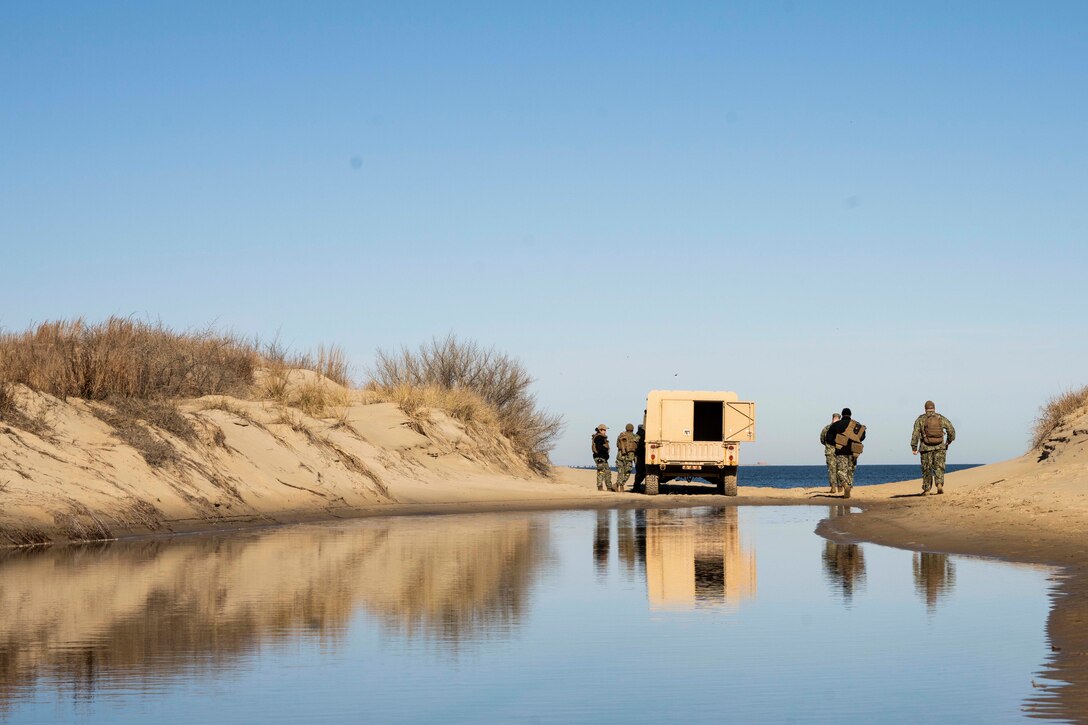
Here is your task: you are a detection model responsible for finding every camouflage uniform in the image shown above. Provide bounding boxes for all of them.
[595,457,610,490]
[820,423,839,492]
[833,453,856,493]
[825,411,864,498]
[911,411,956,494]
[614,427,639,492]
[633,425,647,491]
[592,429,611,491]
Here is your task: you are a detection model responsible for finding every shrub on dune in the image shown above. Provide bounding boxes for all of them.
[1033,384,1088,450]
[370,335,563,474]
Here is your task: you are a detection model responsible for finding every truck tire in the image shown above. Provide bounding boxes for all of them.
[644,474,659,496]
[722,473,738,497]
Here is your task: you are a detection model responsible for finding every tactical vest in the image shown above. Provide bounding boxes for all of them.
[923,413,945,445]
[617,431,637,455]
[591,433,609,458]
[834,420,866,457]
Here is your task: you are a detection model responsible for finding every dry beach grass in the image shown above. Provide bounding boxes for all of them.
[0,318,563,477]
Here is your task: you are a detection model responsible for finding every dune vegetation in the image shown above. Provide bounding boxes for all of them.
[1033,384,1088,450]
[0,318,562,474]
[368,335,563,474]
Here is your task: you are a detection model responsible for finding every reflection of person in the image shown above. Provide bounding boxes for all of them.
[614,424,639,492]
[820,413,842,494]
[617,509,638,573]
[912,552,956,610]
[822,541,866,603]
[591,424,611,492]
[594,510,610,575]
[633,424,647,492]
[911,400,956,495]
[824,407,865,498]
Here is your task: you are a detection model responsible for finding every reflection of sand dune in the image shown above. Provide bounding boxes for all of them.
[0,514,547,704]
[350,517,544,640]
[643,508,756,611]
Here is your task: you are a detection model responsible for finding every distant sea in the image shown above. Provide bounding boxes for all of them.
[571,463,982,489]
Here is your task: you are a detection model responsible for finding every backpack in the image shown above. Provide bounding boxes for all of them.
[923,413,945,445]
[617,431,637,455]
[834,420,866,457]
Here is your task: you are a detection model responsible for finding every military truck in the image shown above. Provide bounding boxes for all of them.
[642,390,756,496]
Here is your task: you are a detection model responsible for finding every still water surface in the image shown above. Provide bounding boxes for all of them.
[0,506,1056,723]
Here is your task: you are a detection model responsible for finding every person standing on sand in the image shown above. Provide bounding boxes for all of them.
[592,424,611,492]
[614,423,639,492]
[824,407,865,499]
[820,413,842,494]
[633,423,647,492]
[911,400,956,495]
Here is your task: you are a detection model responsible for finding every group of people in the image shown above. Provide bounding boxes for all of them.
[591,399,957,499]
[820,401,956,498]
[591,423,646,492]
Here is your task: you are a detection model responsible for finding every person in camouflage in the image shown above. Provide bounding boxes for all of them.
[613,423,639,492]
[592,424,611,492]
[820,413,842,493]
[911,400,956,495]
[824,408,865,498]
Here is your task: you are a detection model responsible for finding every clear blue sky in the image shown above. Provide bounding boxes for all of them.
[2,2,1086,466]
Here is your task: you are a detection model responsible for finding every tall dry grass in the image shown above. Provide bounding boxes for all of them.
[255,340,352,416]
[371,335,563,473]
[1033,384,1088,449]
[0,318,356,439]
[0,318,257,401]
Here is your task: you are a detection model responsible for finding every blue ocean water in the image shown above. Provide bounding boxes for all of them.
[575,463,981,488]
[737,463,981,488]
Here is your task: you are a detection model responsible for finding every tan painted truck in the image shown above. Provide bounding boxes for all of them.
[642,390,756,496]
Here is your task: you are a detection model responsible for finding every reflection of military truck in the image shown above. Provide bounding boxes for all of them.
[642,508,756,610]
[642,390,756,496]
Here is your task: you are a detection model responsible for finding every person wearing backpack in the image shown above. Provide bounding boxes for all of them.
[613,423,639,492]
[591,424,611,492]
[911,401,956,495]
[820,412,842,493]
[633,423,647,492]
[824,408,866,499]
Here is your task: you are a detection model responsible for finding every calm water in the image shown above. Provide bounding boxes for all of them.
[0,506,1057,723]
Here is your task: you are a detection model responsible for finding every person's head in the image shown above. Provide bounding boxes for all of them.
[841,407,852,417]
[832,413,841,422]
[924,400,935,412]
[596,423,608,434]
[637,423,645,432]
[625,423,634,432]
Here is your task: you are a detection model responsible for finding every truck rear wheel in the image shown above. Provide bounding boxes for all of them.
[720,471,738,497]
[644,474,659,496]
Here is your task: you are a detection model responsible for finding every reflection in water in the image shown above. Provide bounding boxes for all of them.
[639,508,756,610]
[913,552,956,611]
[594,510,610,577]
[0,514,547,707]
[822,506,866,603]
[617,509,638,574]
